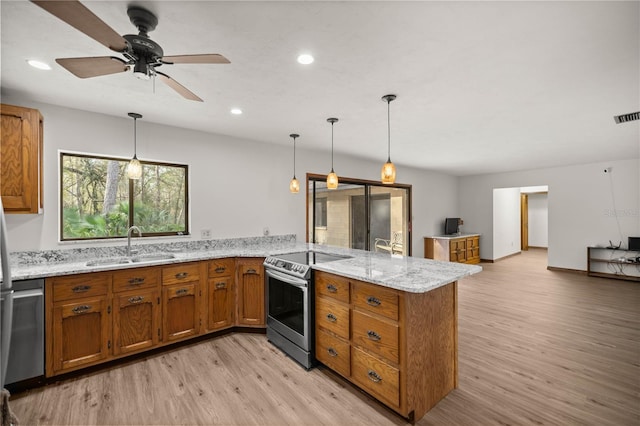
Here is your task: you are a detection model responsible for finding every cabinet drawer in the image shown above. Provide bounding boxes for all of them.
[208,258,235,278]
[316,329,350,378]
[113,267,159,292]
[316,297,349,339]
[162,263,200,285]
[352,347,400,408]
[352,282,398,321]
[51,274,109,302]
[352,310,399,363]
[315,271,350,303]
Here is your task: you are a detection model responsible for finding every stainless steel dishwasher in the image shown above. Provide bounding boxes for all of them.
[5,278,44,386]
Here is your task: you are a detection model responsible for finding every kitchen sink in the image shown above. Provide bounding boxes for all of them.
[86,253,176,267]
[131,253,176,263]
[86,257,131,267]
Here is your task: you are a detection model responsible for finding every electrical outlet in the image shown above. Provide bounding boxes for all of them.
[263,227,270,236]
[201,229,211,239]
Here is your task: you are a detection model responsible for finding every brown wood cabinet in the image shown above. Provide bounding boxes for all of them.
[45,257,265,378]
[424,235,480,264]
[204,258,236,332]
[0,103,43,213]
[112,266,161,355]
[315,270,458,422]
[47,273,111,375]
[236,258,265,326]
[161,262,201,342]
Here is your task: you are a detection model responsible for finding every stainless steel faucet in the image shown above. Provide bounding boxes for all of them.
[127,226,142,257]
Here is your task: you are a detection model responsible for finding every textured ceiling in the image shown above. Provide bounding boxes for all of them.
[1,0,638,176]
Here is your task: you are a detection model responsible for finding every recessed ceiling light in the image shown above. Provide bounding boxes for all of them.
[230,108,243,115]
[27,59,51,70]
[297,54,314,65]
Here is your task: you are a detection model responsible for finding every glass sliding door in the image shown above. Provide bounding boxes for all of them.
[307,174,411,256]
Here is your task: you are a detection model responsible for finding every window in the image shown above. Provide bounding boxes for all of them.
[307,174,411,255]
[60,152,188,241]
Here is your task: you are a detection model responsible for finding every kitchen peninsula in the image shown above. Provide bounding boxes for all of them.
[6,235,481,422]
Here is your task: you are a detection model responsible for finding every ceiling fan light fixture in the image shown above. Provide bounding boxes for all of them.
[127,112,143,180]
[289,133,301,194]
[297,54,314,65]
[133,59,150,80]
[230,108,243,115]
[381,94,397,185]
[326,118,339,190]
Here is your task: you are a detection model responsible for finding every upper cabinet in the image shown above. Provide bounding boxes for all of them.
[0,103,43,213]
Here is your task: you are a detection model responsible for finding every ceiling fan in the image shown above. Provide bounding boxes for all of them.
[30,0,230,102]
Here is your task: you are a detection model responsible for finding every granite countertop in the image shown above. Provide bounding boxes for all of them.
[6,235,481,293]
[424,233,481,240]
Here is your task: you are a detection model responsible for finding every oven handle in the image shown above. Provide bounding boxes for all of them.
[265,269,309,288]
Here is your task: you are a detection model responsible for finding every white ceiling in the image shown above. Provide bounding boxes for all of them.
[1,1,638,176]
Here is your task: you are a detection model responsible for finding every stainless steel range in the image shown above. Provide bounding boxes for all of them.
[264,251,348,369]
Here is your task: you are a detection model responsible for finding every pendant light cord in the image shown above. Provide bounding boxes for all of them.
[292,135,297,177]
[133,116,138,159]
[331,121,335,171]
[387,98,391,162]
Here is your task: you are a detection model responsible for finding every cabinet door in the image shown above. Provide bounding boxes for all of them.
[466,236,480,263]
[206,276,235,331]
[449,239,467,263]
[0,104,42,213]
[51,296,110,373]
[162,282,199,342]
[113,288,160,355]
[237,260,265,326]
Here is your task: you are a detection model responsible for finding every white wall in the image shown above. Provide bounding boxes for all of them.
[3,99,459,257]
[527,192,548,248]
[492,187,521,260]
[459,159,640,270]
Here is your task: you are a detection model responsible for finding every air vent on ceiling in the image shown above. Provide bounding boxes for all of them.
[614,111,640,124]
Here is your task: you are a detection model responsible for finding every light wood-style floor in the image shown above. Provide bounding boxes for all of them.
[11,249,640,425]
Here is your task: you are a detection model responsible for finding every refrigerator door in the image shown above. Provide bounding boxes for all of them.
[0,197,14,388]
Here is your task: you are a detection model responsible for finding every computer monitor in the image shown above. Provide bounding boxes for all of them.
[444,218,460,235]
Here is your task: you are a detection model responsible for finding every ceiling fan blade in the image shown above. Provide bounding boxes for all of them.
[156,72,203,102]
[30,0,127,52]
[161,54,230,64]
[56,57,128,78]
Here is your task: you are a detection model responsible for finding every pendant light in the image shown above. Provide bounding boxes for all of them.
[381,94,397,184]
[289,133,300,193]
[126,112,143,180]
[326,118,339,189]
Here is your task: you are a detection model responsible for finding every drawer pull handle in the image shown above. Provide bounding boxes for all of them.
[215,266,226,273]
[366,296,381,307]
[128,296,145,304]
[175,288,189,296]
[367,370,382,383]
[326,313,337,323]
[327,347,338,357]
[326,284,337,293]
[128,277,145,285]
[215,282,227,289]
[175,272,189,279]
[246,268,257,275]
[72,285,91,293]
[367,330,381,341]
[72,305,91,314]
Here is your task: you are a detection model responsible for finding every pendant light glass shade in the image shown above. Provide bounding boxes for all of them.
[381,94,397,185]
[289,133,300,193]
[127,112,143,180]
[327,118,339,189]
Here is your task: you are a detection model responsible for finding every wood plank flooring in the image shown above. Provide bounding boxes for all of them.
[10,249,640,425]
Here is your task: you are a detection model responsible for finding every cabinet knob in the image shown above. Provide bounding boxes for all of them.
[326,313,337,323]
[175,288,189,296]
[175,272,188,279]
[326,284,337,293]
[246,268,257,275]
[367,370,382,383]
[72,305,92,314]
[215,266,226,274]
[215,282,227,289]
[128,296,145,304]
[128,277,145,285]
[366,296,381,307]
[366,330,381,342]
[72,285,91,293]
[327,347,338,357]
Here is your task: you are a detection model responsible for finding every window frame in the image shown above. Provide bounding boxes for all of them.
[59,151,190,242]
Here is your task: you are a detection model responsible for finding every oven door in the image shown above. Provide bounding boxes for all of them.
[265,269,309,350]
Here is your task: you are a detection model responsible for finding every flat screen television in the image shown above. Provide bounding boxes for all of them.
[444,218,460,235]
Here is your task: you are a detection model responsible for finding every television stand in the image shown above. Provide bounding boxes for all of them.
[587,247,640,282]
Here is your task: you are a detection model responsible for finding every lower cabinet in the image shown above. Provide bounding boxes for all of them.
[315,270,458,422]
[236,258,265,326]
[45,257,264,378]
[424,235,480,264]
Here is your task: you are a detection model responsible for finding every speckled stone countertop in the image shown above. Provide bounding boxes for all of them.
[7,234,481,293]
[424,233,481,240]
